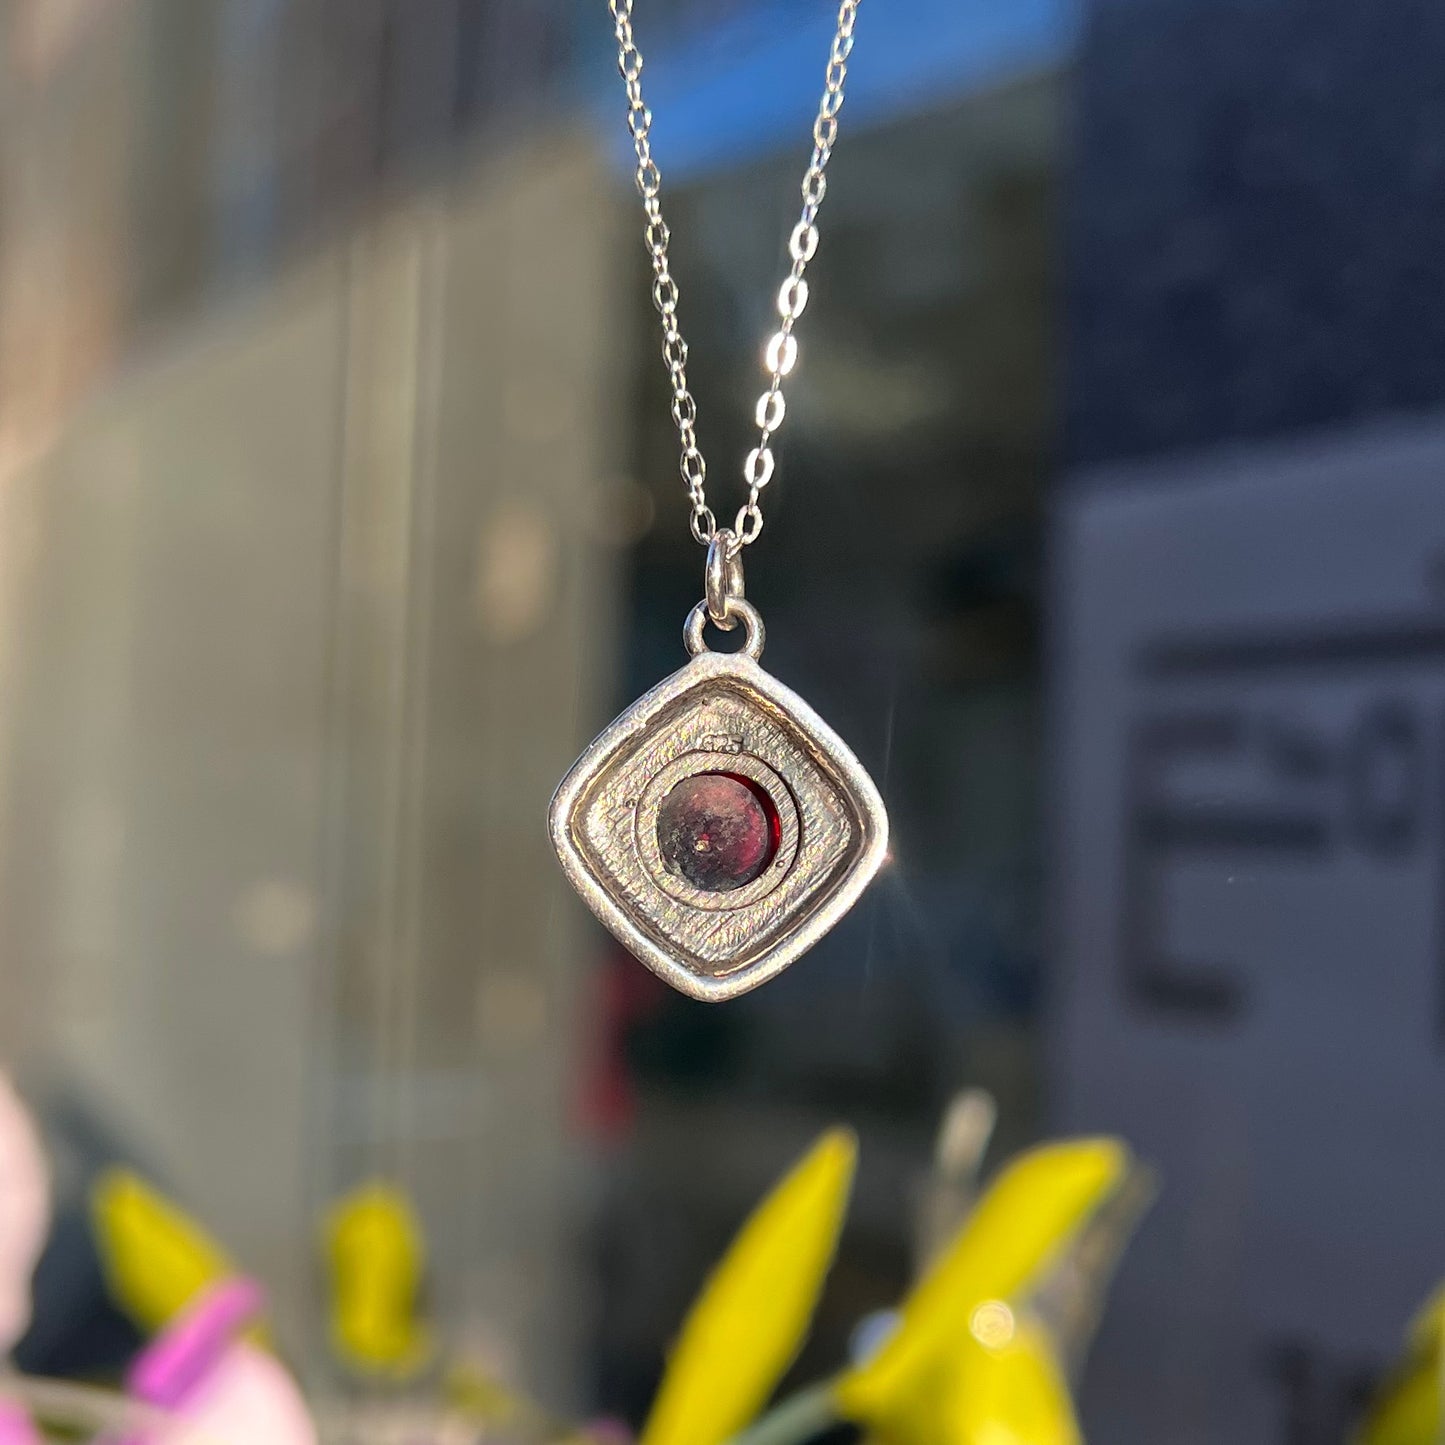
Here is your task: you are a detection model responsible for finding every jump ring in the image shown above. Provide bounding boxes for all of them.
[684,598,765,661]
[705,528,746,628]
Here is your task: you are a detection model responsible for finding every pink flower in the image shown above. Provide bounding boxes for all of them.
[127,1280,315,1445]
[0,1398,42,1445]
[0,1075,49,1354]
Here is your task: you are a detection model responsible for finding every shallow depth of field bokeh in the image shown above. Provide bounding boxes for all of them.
[0,3,1442,1444]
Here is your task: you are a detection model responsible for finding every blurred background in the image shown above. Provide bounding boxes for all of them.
[0,1,1443,1443]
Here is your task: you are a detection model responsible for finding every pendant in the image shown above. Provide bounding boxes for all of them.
[549,536,888,1001]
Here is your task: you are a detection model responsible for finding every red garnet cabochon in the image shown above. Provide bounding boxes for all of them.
[656,772,780,892]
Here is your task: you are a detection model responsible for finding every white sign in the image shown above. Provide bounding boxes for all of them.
[1053,419,1445,1445]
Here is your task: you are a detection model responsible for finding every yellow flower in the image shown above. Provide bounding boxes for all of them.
[1355,1284,1445,1445]
[640,1128,857,1445]
[1406,1284,1445,1361]
[91,1169,238,1334]
[323,1180,434,1380]
[936,1311,1080,1445]
[835,1138,1130,1445]
[1356,1363,1441,1445]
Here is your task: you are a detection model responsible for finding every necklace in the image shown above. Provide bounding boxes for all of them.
[549,0,888,1002]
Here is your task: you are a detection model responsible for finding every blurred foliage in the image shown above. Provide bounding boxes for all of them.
[42,1119,1143,1445]
[323,1182,435,1382]
[834,1139,1129,1445]
[90,1170,237,1337]
[1356,1285,1445,1445]
[640,1129,857,1445]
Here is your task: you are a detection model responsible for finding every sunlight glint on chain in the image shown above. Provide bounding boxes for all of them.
[607,0,861,550]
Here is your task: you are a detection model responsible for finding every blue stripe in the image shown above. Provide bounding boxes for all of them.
[582,0,1078,178]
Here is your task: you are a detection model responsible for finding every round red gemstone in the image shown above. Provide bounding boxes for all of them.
[656,772,779,892]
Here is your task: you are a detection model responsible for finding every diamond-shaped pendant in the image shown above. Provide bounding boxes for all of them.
[549,596,888,1001]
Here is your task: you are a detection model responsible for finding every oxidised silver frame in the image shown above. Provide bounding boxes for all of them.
[549,647,888,1001]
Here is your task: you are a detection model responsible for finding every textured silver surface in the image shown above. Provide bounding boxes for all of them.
[549,648,888,1001]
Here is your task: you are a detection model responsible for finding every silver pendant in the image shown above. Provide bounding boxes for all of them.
[549,539,888,1002]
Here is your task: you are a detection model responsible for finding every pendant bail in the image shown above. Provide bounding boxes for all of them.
[705,528,746,629]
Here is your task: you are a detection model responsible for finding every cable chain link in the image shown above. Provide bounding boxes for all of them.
[608,0,860,550]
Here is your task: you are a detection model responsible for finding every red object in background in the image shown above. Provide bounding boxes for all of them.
[573,949,668,1145]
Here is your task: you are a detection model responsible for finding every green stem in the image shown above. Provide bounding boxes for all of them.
[722,1383,841,1445]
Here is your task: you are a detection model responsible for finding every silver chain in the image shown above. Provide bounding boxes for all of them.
[609,0,860,551]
